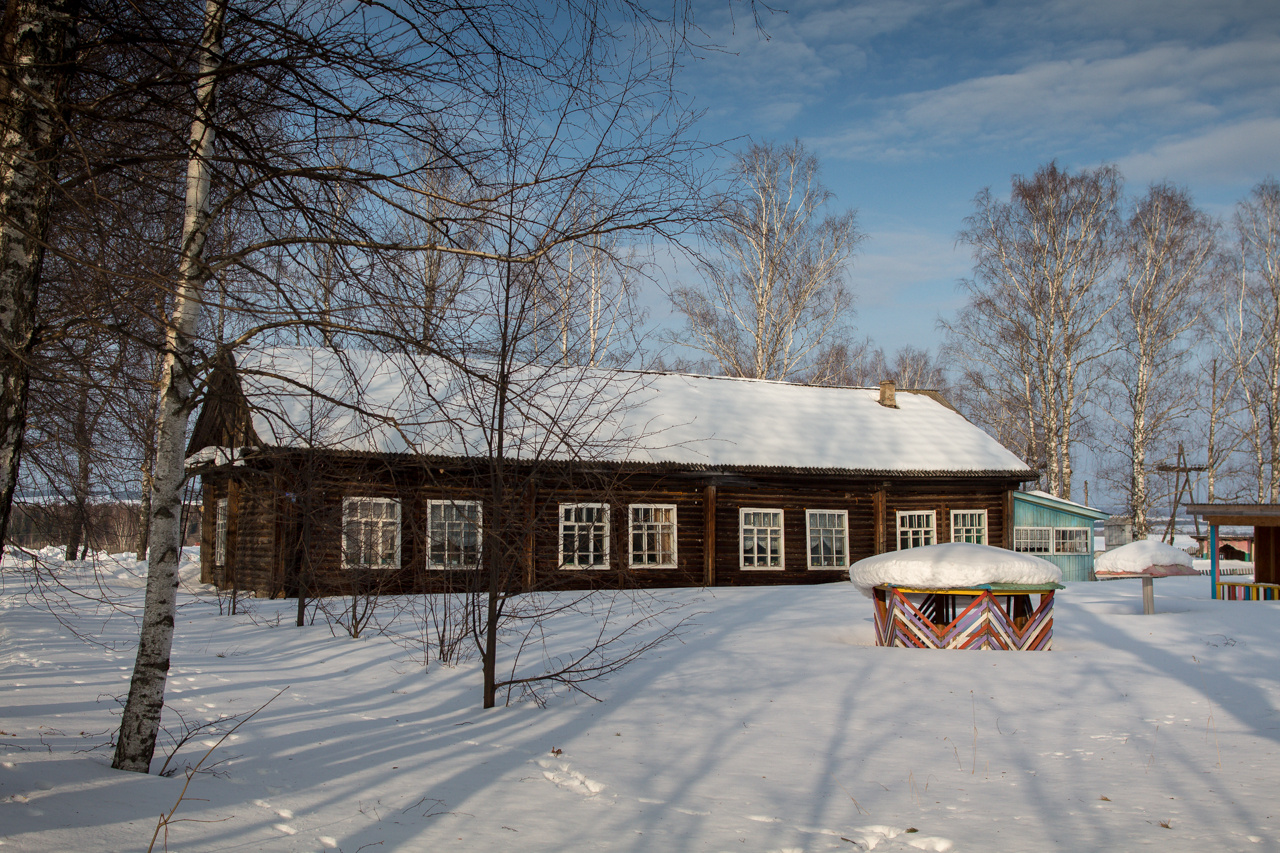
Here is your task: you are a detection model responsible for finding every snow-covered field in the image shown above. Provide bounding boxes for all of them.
[3,550,1279,852]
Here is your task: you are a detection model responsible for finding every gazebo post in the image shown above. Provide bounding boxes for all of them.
[1210,523,1219,600]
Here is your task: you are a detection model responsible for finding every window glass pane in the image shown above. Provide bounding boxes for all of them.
[741,509,783,568]
[807,510,847,567]
[629,505,677,568]
[897,512,935,549]
[343,497,400,569]
[214,497,228,567]
[561,503,609,568]
[1014,527,1052,554]
[1055,528,1090,555]
[428,500,481,568]
[950,510,986,545]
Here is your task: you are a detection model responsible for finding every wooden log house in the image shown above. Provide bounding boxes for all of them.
[188,347,1036,597]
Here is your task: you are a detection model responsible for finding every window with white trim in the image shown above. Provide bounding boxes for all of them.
[896,511,936,549]
[806,510,848,568]
[1013,526,1052,554]
[741,508,784,569]
[342,497,401,570]
[560,503,610,569]
[629,504,677,568]
[1054,528,1091,555]
[950,509,987,545]
[214,497,229,567]
[427,499,481,569]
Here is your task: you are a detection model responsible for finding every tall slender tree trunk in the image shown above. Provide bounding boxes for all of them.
[0,0,79,557]
[65,382,90,559]
[113,0,225,773]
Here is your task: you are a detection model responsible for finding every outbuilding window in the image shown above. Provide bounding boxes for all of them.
[560,503,610,568]
[741,508,784,569]
[629,504,677,568]
[950,510,987,545]
[1054,528,1091,554]
[896,511,936,549]
[1013,527,1052,554]
[806,510,848,568]
[427,500,481,569]
[214,497,229,567]
[342,497,401,570]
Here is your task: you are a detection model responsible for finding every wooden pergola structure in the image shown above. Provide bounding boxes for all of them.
[1184,503,1280,599]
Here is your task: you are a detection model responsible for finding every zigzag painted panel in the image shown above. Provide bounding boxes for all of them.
[873,585,1054,651]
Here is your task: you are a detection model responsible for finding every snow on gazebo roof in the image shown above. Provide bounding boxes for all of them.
[1095,540,1197,577]
[221,347,1033,476]
[849,543,1062,596]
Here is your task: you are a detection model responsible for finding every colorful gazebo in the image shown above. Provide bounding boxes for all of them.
[851,543,1063,650]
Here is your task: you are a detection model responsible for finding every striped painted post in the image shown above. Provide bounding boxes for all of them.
[1210,523,1219,600]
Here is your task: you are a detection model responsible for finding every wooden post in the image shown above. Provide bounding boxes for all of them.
[226,479,240,593]
[1003,489,1015,549]
[1210,523,1218,600]
[873,489,886,553]
[525,483,537,590]
[703,485,717,586]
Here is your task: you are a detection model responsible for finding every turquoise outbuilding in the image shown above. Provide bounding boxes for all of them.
[1011,490,1109,582]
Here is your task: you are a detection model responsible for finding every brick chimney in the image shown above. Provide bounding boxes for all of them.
[878,380,898,409]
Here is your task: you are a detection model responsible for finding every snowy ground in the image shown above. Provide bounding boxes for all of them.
[3,551,1279,852]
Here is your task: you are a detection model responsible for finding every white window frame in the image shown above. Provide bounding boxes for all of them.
[1013,526,1052,554]
[950,509,987,545]
[1054,527,1091,555]
[342,496,402,570]
[806,509,849,569]
[560,503,610,569]
[214,497,229,567]
[426,499,482,570]
[896,510,936,550]
[740,508,784,570]
[628,504,677,569]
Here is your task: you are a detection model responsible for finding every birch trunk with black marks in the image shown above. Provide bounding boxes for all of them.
[0,0,79,556]
[113,0,224,773]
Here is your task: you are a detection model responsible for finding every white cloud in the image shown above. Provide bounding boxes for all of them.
[817,37,1280,160]
[1117,118,1280,187]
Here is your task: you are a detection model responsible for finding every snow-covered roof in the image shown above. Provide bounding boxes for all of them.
[221,347,1033,475]
[1015,489,1110,519]
[1095,541,1197,577]
[849,543,1062,595]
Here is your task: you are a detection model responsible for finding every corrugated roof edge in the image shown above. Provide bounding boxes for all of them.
[1014,490,1110,519]
[195,444,1036,480]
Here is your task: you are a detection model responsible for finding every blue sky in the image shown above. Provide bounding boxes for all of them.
[655,0,1280,358]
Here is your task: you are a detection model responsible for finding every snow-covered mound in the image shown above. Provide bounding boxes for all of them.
[849,542,1062,596]
[1095,540,1197,577]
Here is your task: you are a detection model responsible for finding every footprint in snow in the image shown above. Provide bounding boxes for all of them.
[535,758,605,797]
[843,824,954,852]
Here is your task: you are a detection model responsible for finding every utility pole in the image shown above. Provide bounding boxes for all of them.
[1155,443,1208,545]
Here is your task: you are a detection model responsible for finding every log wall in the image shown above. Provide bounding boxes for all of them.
[200,452,1026,596]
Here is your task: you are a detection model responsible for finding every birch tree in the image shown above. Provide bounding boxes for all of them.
[0,0,80,555]
[944,162,1121,499]
[102,0,712,766]
[669,140,863,381]
[1227,178,1280,502]
[1101,184,1215,537]
[112,0,225,773]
